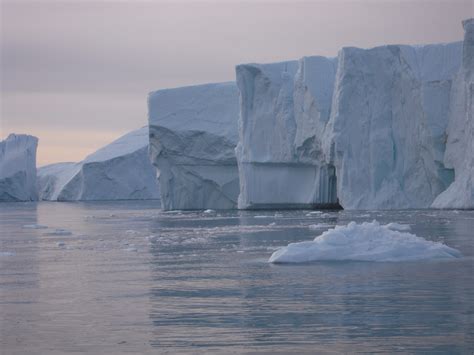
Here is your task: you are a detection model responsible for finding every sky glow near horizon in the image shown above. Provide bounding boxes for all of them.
[1,0,472,166]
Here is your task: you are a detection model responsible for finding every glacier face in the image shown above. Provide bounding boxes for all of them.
[236,57,339,209]
[324,42,463,209]
[38,127,160,201]
[0,134,38,201]
[148,82,240,210]
[432,19,474,209]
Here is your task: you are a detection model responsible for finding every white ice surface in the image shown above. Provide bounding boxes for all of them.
[269,221,461,263]
[148,82,240,210]
[432,19,474,209]
[323,41,462,209]
[0,134,38,201]
[38,127,160,201]
[236,58,339,209]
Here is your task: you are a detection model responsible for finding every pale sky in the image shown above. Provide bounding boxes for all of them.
[1,0,472,166]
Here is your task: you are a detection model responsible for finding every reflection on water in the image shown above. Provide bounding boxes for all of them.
[0,201,473,353]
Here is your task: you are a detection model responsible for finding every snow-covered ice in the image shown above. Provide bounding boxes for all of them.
[38,127,160,201]
[148,82,240,210]
[269,221,461,263]
[0,134,38,201]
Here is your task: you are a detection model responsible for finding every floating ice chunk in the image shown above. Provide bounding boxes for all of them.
[269,221,461,263]
[0,251,16,256]
[22,224,48,229]
[254,215,271,218]
[385,222,411,232]
[203,209,216,214]
[45,229,72,236]
[306,211,323,216]
[308,223,333,230]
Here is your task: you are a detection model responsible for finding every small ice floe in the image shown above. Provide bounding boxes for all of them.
[22,224,48,229]
[269,221,461,263]
[268,222,277,226]
[385,222,411,232]
[203,209,215,214]
[308,223,333,230]
[0,251,16,257]
[254,215,270,218]
[306,211,322,216]
[44,229,72,236]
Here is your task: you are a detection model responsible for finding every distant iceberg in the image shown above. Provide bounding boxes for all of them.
[269,221,461,263]
[148,82,240,210]
[0,134,38,201]
[38,127,160,201]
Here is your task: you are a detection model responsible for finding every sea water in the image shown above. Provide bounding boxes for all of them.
[1,201,473,353]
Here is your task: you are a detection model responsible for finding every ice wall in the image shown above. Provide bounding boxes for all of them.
[323,41,462,209]
[148,82,240,210]
[0,134,38,201]
[38,127,160,201]
[432,19,474,209]
[236,57,339,209]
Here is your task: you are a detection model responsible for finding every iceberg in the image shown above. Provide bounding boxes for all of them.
[234,19,474,210]
[0,134,38,201]
[323,41,462,209]
[38,127,160,201]
[269,221,461,263]
[236,57,340,209]
[148,82,240,210]
[432,19,474,209]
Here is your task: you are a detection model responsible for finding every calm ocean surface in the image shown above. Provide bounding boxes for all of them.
[1,201,473,354]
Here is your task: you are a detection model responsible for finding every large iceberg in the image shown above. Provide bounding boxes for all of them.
[38,127,160,201]
[269,221,461,263]
[148,82,240,210]
[432,19,474,209]
[0,134,38,201]
[324,42,462,209]
[236,57,340,209]
[236,35,466,210]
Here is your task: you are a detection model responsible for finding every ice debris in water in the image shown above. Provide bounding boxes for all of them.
[269,221,461,263]
[44,229,72,236]
[203,209,215,214]
[0,251,16,256]
[308,223,333,230]
[22,224,48,229]
[385,222,411,232]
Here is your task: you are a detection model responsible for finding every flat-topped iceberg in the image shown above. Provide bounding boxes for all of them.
[38,127,160,201]
[269,221,461,263]
[148,82,240,210]
[0,134,38,201]
[324,41,462,209]
[236,57,339,209]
